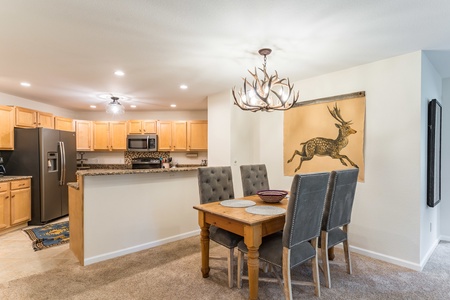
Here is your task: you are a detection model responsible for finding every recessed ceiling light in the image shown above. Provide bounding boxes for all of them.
[170,104,177,108]
[20,82,31,87]
[90,105,97,109]
[130,105,136,108]
[114,70,125,76]
[180,84,188,90]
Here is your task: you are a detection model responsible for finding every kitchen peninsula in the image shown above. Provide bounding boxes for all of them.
[68,166,201,266]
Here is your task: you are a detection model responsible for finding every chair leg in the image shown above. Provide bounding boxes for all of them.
[320,231,331,288]
[282,247,293,300]
[343,225,352,274]
[237,250,243,289]
[311,238,321,297]
[227,247,234,288]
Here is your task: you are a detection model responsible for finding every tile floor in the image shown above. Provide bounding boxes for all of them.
[0,217,77,284]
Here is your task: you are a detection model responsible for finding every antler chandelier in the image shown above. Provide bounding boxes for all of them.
[232,48,299,112]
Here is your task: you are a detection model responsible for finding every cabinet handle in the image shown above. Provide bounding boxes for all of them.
[19,183,25,186]
[11,195,15,198]
[5,196,8,199]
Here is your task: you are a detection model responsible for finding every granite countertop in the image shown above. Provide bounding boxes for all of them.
[0,175,32,182]
[76,166,203,176]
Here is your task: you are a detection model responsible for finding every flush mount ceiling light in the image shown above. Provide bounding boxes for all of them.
[232,48,299,112]
[106,96,125,115]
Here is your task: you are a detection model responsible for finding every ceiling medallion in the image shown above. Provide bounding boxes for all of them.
[232,48,299,112]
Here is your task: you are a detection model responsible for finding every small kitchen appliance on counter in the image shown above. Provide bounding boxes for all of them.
[131,158,162,169]
[0,156,5,176]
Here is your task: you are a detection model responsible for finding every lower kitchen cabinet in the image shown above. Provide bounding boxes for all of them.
[0,178,31,233]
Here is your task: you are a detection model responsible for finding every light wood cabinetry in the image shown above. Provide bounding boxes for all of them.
[15,107,54,129]
[127,120,157,134]
[54,116,74,131]
[0,105,14,150]
[0,179,31,234]
[157,121,187,151]
[187,120,208,151]
[75,120,93,151]
[93,121,127,151]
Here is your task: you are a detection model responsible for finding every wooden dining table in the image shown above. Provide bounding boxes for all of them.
[193,195,288,300]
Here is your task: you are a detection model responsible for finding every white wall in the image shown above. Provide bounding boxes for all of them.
[209,51,434,270]
[440,78,450,239]
[420,53,442,264]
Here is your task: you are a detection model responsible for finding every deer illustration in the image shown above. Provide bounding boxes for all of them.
[287,103,359,172]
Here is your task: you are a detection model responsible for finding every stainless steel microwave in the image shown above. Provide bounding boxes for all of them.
[127,134,158,151]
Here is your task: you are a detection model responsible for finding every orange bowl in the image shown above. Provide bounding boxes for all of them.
[257,190,288,203]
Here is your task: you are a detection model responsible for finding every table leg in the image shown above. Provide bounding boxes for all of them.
[328,247,335,261]
[244,225,262,300]
[198,212,210,278]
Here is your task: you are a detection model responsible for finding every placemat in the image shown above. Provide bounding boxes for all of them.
[220,200,256,208]
[245,206,286,216]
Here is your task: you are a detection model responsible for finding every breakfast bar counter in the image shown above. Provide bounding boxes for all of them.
[68,167,202,266]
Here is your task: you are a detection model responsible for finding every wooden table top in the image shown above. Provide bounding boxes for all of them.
[193,195,288,226]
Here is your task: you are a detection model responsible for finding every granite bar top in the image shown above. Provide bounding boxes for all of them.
[0,175,32,182]
[76,166,202,177]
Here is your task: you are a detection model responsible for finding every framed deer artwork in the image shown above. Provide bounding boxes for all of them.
[284,92,366,182]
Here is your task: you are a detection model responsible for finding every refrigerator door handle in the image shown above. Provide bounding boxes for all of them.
[58,141,66,186]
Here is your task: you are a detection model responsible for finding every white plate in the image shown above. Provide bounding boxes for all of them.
[245,206,286,216]
[220,200,256,208]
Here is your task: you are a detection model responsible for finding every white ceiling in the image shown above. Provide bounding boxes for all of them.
[1,0,450,112]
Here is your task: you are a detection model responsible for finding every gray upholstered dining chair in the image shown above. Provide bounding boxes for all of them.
[240,164,270,196]
[197,166,243,288]
[320,168,359,289]
[236,172,330,299]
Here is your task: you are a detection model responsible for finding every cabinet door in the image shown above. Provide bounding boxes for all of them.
[157,121,173,151]
[55,117,74,131]
[37,112,54,129]
[142,120,157,134]
[93,122,110,150]
[0,183,10,230]
[0,106,14,150]
[15,107,36,128]
[128,120,142,134]
[172,121,187,151]
[76,120,93,151]
[110,122,127,150]
[10,186,31,226]
[188,120,208,151]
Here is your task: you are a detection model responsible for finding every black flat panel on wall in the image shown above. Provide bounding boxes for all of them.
[427,99,442,207]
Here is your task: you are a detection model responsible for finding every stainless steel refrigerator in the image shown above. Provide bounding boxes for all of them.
[5,128,76,225]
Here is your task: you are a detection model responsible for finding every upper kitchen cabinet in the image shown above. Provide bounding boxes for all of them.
[54,116,74,132]
[75,120,93,151]
[93,121,127,151]
[127,120,157,134]
[187,120,208,151]
[14,107,54,129]
[0,105,14,150]
[157,121,187,151]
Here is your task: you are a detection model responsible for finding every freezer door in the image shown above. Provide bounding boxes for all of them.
[40,128,63,222]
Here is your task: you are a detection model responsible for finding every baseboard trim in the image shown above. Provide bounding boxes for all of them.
[84,229,200,266]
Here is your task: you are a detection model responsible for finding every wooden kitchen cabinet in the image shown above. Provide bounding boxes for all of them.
[93,121,127,151]
[0,179,31,234]
[75,120,93,151]
[157,121,187,151]
[15,107,54,129]
[54,116,74,131]
[10,179,31,225]
[0,105,14,150]
[127,120,157,134]
[187,120,207,151]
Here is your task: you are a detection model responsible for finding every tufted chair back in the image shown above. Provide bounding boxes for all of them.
[198,166,235,204]
[240,164,270,196]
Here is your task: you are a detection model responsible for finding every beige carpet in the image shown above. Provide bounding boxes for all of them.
[1,237,450,299]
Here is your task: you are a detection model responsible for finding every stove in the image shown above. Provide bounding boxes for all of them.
[131,158,162,169]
